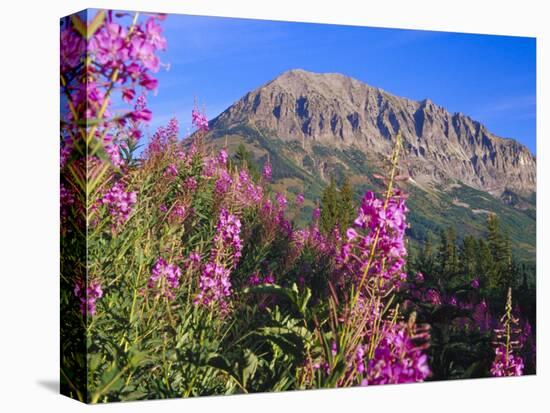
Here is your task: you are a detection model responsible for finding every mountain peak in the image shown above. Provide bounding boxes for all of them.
[264,69,369,98]
[210,70,536,196]
[275,68,352,80]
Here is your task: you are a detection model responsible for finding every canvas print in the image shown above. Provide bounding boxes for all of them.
[60,9,536,403]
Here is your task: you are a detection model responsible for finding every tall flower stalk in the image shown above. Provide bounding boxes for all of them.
[491,288,524,377]
[307,132,431,388]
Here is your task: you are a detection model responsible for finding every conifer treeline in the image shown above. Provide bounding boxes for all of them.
[318,180,535,309]
[411,214,534,298]
[319,177,354,234]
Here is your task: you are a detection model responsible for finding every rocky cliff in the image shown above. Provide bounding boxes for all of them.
[211,69,536,197]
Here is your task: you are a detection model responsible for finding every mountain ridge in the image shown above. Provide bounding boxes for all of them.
[203,69,536,262]
[210,69,536,197]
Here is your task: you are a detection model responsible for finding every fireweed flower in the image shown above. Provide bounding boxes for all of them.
[122,87,136,103]
[61,11,165,154]
[60,27,85,72]
[99,182,137,228]
[355,345,366,375]
[60,139,72,168]
[263,273,275,284]
[188,251,201,267]
[139,72,159,91]
[331,341,338,357]
[426,289,442,306]
[247,273,262,286]
[338,190,408,290]
[367,324,430,385]
[146,118,179,157]
[213,208,243,265]
[170,205,186,220]
[129,108,153,123]
[73,81,109,120]
[184,176,198,192]
[234,169,263,206]
[248,272,276,286]
[144,17,167,50]
[490,289,525,377]
[135,95,147,111]
[218,148,228,165]
[262,161,272,181]
[490,345,524,377]
[295,193,305,207]
[90,22,128,69]
[163,164,178,178]
[312,207,321,221]
[275,193,288,210]
[129,37,161,72]
[148,257,182,299]
[195,209,242,311]
[215,170,233,195]
[176,150,186,161]
[309,227,334,255]
[60,183,75,220]
[74,280,103,316]
[147,126,167,155]
[346,228,358,241]
[195,262,232,311]
[192,109,209,132]
[242,182,263,205]
[261,199,274,216]
[104,136,123,167]
[471,278,480,289]
[201,157,218,178]
[166,117,179,140]
[472,300,492,332]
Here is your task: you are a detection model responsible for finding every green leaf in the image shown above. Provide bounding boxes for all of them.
[244,283,311,316]
[240,349,259,388]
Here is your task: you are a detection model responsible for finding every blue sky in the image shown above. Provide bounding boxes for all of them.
[140,13,536,153]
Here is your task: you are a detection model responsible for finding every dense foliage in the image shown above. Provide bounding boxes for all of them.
[60,10,534,404]
[403,217,536,380]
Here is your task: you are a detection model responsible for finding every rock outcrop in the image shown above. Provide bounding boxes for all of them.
[211,69,536,196]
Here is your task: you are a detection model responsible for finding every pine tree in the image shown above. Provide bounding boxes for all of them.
[438,227,458,277]
[233,143,260,179]
[486,214,511,292]
[320,179,339,234]
[476,238,495,289]
[234,143,249,166]
[487,214,507,262]
[447,226,459,275]
[501,230,514,288]
[460,235,477,279]
[338,176,355,231]
[417,233,435,277]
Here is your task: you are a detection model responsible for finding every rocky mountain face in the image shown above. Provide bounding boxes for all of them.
[211,69,536,197]
[205,69,536,262]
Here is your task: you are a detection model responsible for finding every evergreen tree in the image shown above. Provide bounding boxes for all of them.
[460,235,477,279]
[417,232,435,277]
[477,238,496,290]
[486,214,512,292]
[438,227,458,277]
[501,230,514,288]
[339,176,355,231]
[487,214,507,262]
[233,143,260,179]
[320,178,339,234]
